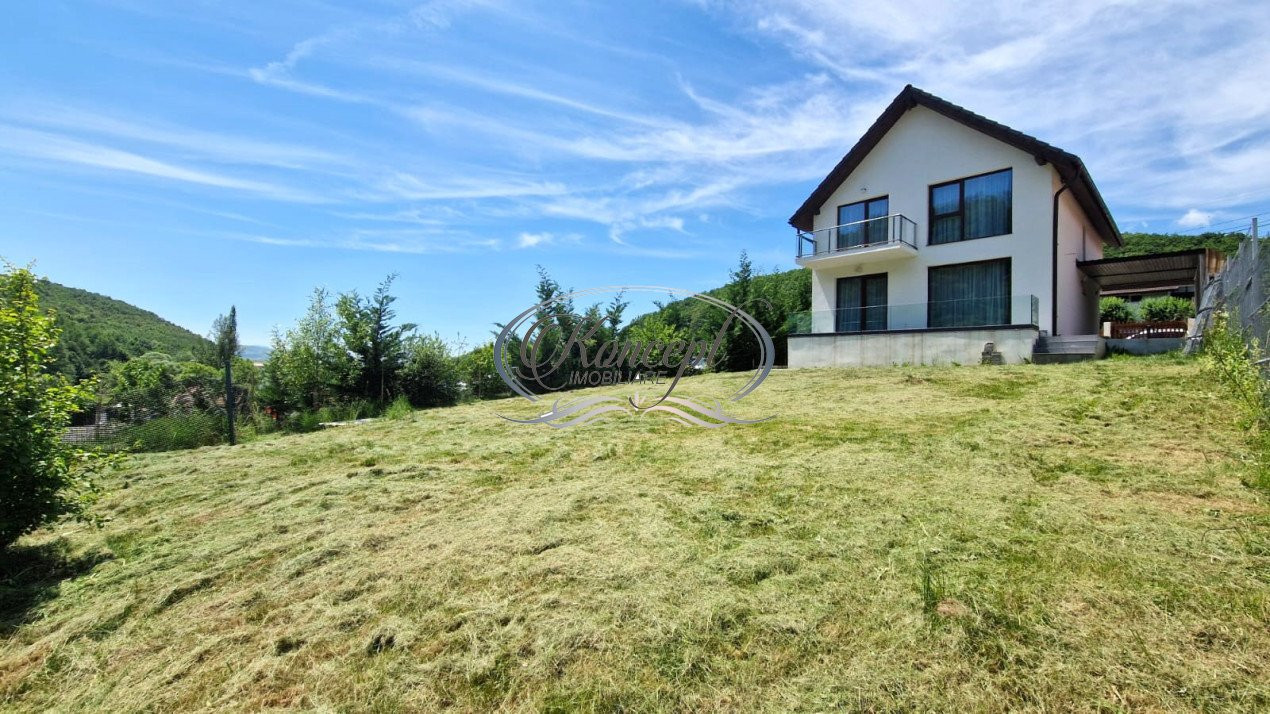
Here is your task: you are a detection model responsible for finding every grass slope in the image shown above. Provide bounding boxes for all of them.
[34,280,211,379]
[2,358,1269,711]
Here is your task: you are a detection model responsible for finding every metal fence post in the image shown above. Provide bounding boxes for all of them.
[224,359,236,446]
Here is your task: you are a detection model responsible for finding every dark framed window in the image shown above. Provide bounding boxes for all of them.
[927,258,1011,328]
[928,169,1012,245]
[837,196,889,249]
[836,273,888,332]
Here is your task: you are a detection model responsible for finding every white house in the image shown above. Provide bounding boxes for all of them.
[787,85,1122,367]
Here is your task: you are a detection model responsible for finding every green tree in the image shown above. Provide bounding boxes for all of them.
[1106,231,1244,258]
[105,354,225,420]
[260,288,349,412]
[626,314,686,352]
[1,265,115,549]
[210,306,240,368]
[398,334,461,408]
[721,250,762,372]
[460,343,509,400]
[336,275,415,404]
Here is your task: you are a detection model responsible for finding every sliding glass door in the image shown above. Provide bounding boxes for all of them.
[837,196,889,250]
[928,258,1011,328]
[836,274,888,332]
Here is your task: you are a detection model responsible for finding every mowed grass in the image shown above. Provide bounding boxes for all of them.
[3,356,1269,712]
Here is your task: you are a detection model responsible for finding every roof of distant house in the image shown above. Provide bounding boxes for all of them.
[789,84,1121,247]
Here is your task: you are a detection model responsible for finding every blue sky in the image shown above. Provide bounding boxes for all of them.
[2,1,1268,346]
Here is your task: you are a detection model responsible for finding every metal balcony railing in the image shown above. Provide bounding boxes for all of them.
[785,294,1040,334]
[796,214,919,259]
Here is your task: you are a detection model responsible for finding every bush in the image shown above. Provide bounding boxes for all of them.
[1201,311,1269,490]
[284,411,323,433]
[1,266,117,548]
[399,334,461,408]
[315,400,373,424]
[460,343,509,400]
[1139,296,1194,322]
[384,395,413,421]
[1098,297,1135,324]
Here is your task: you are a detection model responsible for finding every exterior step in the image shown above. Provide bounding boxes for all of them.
[1033,352,1099,364]
[1033,335,1105,361]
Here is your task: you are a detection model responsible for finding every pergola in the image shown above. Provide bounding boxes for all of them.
[1077,248,1221,298]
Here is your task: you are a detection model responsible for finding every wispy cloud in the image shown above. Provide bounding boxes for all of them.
[728,0,1270,220]
[13,0,1269,271]
[0,125,321,202]
[0,100,347,170]
[226,228,500,254]
[368,172,569,202]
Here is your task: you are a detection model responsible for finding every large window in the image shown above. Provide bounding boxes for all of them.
[836,273,888,332]
[929,169,1012,245]
[928,258,1011,328]
[837,196,889,249]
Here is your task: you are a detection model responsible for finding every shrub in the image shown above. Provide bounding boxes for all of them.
[1201,311,1269,490]
[399,334,461,408]
[460,343,510,400]
[384,395,413,421]
[1,266,117,548]
[1098,297,1134,324]
[284,411,323,433]
[1139,296,1194,322]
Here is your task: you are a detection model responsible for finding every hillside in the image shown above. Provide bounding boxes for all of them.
[2,358,1267,711]
[627,267,811,364]
[34,280,212,379]
[1105,230,1245,258]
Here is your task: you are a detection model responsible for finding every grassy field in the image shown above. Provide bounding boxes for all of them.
[2,357,1268,711]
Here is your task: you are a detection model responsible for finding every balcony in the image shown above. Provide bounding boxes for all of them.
[785,295,1040,335]
[795,214,918,268]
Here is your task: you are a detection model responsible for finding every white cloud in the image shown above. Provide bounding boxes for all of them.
[517,232,551,248]
[1177,209,1214,229]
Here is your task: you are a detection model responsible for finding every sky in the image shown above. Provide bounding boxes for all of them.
[1,0,1268,347]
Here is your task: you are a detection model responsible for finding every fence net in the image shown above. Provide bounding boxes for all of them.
[66,381,244,452]
[1189,228,1269,357]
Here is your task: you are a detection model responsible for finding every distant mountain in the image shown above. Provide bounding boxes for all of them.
[240,345,273,362]
[34,280,212,380]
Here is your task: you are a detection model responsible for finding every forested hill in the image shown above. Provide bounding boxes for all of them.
[34,279,211,379]
[1105,230,1245,258]
[624,265,811,366]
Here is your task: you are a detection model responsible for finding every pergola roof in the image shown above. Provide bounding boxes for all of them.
[1077,249,1209,293]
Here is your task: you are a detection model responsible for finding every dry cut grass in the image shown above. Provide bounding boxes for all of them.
[2,356,1269,711]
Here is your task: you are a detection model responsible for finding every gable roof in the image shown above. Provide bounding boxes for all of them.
[789,85,1121,246]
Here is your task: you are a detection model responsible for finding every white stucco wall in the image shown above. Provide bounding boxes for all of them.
[805,104,1104,336]
[1054,177,1104,335]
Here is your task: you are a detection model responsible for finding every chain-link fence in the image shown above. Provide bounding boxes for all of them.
[1188,221,1268,357]
[65,380,245,452]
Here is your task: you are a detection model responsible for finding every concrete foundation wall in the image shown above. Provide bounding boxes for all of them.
[1105,338,1183,355]
[788,327,1040,367]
